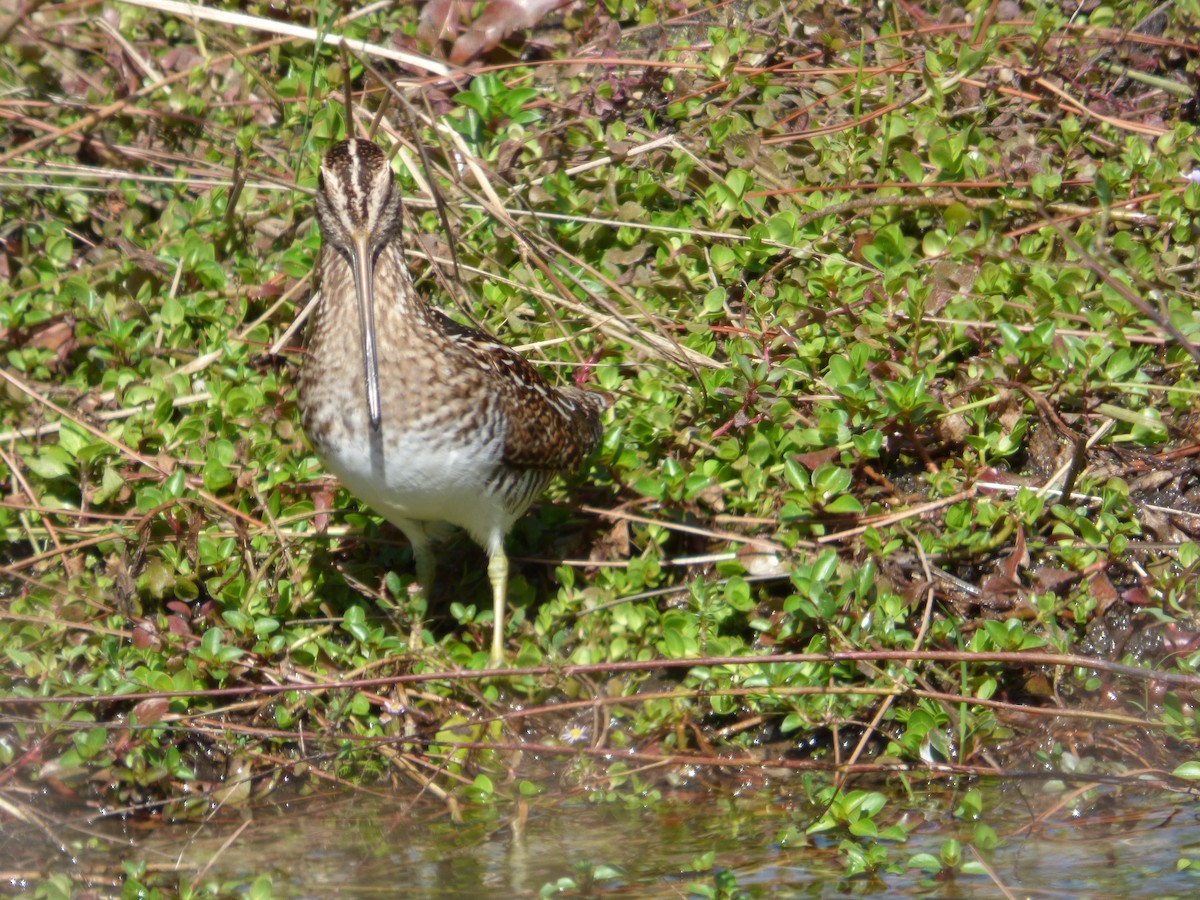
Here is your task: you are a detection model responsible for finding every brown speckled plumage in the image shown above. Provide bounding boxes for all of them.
[298,139,608,665]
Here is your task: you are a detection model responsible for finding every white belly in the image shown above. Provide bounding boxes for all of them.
[318,426,516,549]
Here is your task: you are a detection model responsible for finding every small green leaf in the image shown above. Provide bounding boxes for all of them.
[1172,761,1200,780]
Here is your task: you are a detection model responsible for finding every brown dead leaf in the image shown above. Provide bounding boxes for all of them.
[1031,565,1080,593]
[978,573,1022,610]
[927,259,979,314]
[1027,424,1070,478]
[793,447,839,470]
[312,488,335,532]
[449,0,566,65]
[1000,523,1027,582]
[1088,570,1121,617]
[936,409,971,445]
[246,276,287,301]
[130,697,170,726]
[418,0,470,45]
[132,621,160,650]
[693,480,725,512]
[594,516,629,560]
[995,387,1022,434]
[1121,585,1153,607]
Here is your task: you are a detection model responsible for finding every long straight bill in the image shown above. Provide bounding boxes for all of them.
[349,233,382,431]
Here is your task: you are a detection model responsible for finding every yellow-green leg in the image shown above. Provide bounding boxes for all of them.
[488,549,508,666]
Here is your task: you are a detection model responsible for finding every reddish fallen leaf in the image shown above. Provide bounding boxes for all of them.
[312,488,334,532]
[1000,523,1027,582]
[1163,624,1200,653]
[976,467,1027,491]
[131,621,161,650]
[246,275,287,300]
[1121,586,1153,606]
[26,317,76,352]
[793,447,839,470]
[849,229,875,262]
[1088,571,1121,617]
[440,0,567,65]
[44,776,78,798]
[418,0,469,44]
[130,697,170,726]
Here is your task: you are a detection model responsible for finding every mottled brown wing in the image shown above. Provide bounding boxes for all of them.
[435,312,607,471]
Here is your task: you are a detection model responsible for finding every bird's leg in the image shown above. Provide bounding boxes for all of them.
[412,541,436,597]
[394,519,435,597]
[487,549,509,666]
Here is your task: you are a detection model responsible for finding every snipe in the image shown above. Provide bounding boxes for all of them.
[298,138,608,665]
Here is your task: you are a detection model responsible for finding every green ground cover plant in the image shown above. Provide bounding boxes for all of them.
[3,0,1200,893]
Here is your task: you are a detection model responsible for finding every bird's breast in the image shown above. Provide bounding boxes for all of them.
[310,405,514,527]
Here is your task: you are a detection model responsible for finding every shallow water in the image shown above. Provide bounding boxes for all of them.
[6,782,1200,898]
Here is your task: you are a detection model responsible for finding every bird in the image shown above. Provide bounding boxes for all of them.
[297,138,609,666]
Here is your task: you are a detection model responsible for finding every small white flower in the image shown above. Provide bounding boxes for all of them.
[559,723,590,744]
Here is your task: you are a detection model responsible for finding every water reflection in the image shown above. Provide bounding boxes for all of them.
[4,785,1200,898]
